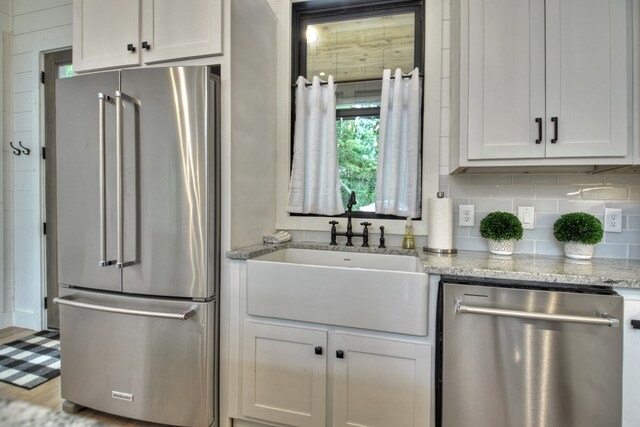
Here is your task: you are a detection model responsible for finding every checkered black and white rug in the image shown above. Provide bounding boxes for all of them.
[0,330,60,390]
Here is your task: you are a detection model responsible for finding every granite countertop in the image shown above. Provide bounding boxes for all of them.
[226,241,640,288]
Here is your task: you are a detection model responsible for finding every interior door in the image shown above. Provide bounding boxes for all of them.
[120,67,215,299]
[56,71,121,292]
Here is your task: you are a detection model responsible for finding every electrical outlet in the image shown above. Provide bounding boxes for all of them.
[459,205,475,227]
[604,208,622,233]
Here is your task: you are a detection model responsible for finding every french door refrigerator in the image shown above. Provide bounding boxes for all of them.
[54,66,220,427]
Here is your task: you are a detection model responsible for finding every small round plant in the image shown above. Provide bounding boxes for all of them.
[480,211,524,241]
[553,212,603,245]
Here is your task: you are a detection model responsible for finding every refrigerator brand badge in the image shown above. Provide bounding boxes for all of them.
[112,391,134,402]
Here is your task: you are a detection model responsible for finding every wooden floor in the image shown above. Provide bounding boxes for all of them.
[0,327,164,426]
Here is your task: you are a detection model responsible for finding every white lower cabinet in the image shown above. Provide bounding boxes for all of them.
[619,290,640,427]
[241,321,431,427]
[242,322,327,427]
[331,332,431,427]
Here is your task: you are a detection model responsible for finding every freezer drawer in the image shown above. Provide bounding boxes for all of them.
[57,287,215,427]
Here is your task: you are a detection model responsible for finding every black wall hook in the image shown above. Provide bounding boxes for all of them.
[9,141,21,156]
[18,141,30,155]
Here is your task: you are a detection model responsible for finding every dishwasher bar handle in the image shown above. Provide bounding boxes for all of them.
[456,302,619,327]
[54,296,197,320]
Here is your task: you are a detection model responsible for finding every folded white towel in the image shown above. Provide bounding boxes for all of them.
[263,230,292,244]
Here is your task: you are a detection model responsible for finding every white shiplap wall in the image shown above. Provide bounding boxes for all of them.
[5,0,71,329]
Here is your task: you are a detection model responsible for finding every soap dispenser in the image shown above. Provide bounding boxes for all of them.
[402,217,415,249]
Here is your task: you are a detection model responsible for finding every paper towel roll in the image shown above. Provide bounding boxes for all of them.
[426,195,455,253]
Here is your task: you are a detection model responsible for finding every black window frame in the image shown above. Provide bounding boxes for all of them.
[290,0,425,220]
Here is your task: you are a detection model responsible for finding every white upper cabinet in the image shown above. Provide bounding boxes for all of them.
[466,0,546,160]
[73,0,141,72]
[545,0,628,158]
[140,0,222,64]
[453,0,632,169]
[73,0,222,72]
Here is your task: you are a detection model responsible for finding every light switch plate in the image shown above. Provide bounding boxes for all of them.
[518,206,535,229]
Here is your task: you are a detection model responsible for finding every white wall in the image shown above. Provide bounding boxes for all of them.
[0,0,10,328]
[5,0,71,330]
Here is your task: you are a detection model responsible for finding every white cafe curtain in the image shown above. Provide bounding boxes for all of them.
[287,75,345,216]
[375,68,422,218]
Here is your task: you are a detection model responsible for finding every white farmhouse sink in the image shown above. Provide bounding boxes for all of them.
[247,249,428,336]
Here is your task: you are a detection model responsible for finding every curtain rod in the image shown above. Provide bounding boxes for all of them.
[292,73,424,88]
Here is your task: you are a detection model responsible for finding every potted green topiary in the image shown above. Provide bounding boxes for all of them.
[479,211,524,256]
[553,212,603,260]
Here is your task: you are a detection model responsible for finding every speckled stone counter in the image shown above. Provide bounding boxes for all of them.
[226,241,640,288]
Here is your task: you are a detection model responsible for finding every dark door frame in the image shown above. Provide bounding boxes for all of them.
[43,49,72,329]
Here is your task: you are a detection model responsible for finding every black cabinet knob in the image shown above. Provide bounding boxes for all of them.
[336,350,344,359]
[127,43,136,52]
[315,346,323,355]
[142,41,151,50]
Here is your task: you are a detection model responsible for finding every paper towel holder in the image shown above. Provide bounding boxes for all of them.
[424,191,458,255]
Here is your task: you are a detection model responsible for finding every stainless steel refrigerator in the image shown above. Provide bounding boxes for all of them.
[53,66,219,427]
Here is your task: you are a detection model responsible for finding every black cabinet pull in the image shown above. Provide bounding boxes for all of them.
[336,350,344,359]
[551,117,558,143]
[142,41,151,50]
[315,346,323,355]
[632,319,640,329]
[127,43,136,52]
[535,117,542,144]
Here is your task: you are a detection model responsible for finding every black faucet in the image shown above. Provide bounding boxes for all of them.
[329,191,370,247]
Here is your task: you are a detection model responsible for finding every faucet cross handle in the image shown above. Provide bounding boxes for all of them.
[360,222,372,248]
[379,226,386,249]
[329,221,339,246]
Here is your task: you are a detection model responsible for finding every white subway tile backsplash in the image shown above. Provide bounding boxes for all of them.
[630,187,640,200]
[535,240,563,256]
[535,185,582,200]
[512,174,558,185]
[629,245,640,260]
[627,216,640,230]
[441,78,450,108]
[469,198,512,213]
[580,186,628,201]
[443,174,640,258]
[443,0,451,20]
[454,236,487,251]
[440,107,450,137]
[558,200,605,214]
[467,174,513,185]
[513,199,557,213]
[557,174,604,185]
[441,49,450,78]
[593,244,629,259]
[490,185,534,199]
[442,19,450,49]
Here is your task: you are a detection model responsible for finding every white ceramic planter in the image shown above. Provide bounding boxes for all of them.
[563,241,595,260]
[487,239,515,256]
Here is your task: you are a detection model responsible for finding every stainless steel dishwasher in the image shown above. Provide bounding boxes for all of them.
[437,278,623,427]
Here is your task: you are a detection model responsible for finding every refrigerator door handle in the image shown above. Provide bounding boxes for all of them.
[53,296,198,320]
[98,93,115,267]
[115,91,124,268]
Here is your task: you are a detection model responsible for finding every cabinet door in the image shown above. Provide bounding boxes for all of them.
[332,333,431,427]
[545,0,629,158]
[242,322,327,427]
[141,0,222,64]
[622,296,640,427]
[464,0,546,160]
[73,0,141,72]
